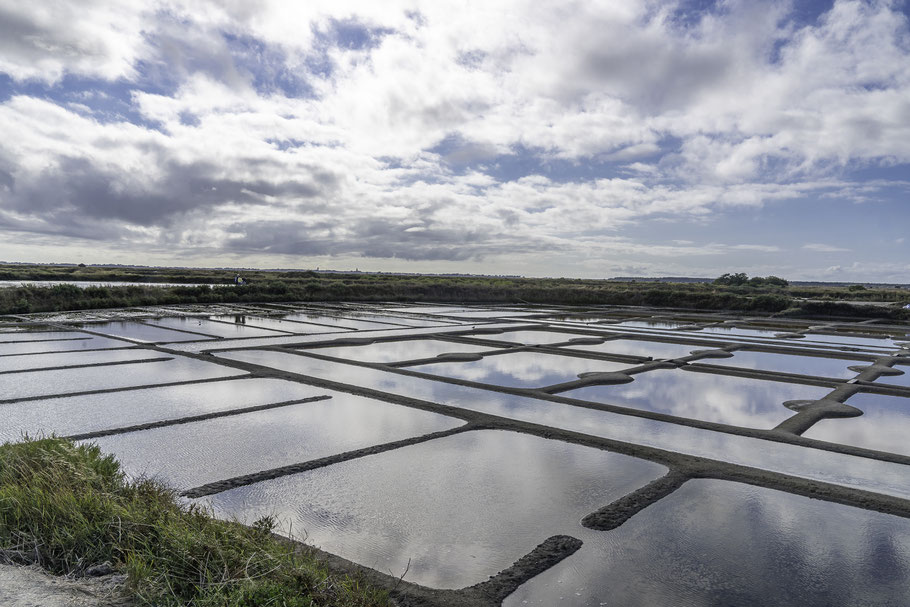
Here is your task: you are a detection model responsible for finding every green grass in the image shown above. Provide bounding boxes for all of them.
[0,437,391,607]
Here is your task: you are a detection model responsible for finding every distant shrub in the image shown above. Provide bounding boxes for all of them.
[714,272,749,286]
[716,273,788,288]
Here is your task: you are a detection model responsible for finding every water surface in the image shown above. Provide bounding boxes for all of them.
[564,338,708,360]
[870,363,910,388]
[563,368,828,428]
[0,347,154,373]
[0,356,243,400]
[804,392,910,456]
[800,333,898,348]
[407,351,630,388]
[216,350,910,500]
[612,320,684,329]
[69,321,210,343]
[267,313,399,331]
[711,350,864,378]
[93,393,464,488]
[303,339,494,363]
[149,317,287,338]
[204,430,666,589]
[0,377,319,442]
[482,330,604,346]
[505,479,910,607]
[0,335,131,355]
[689,326,785,338]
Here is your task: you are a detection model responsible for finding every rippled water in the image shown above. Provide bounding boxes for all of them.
[505,479,910,607]
[203,430,666,588]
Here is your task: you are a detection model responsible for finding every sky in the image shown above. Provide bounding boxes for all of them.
[0,0,908,281]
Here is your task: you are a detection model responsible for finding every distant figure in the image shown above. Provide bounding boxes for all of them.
[234,274,245,285]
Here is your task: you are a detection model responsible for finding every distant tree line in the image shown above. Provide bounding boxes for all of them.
[713,273,789,287]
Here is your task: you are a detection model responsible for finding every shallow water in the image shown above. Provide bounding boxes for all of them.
[302,339,495,363]
[612,320,684,329]
[0,356,243,401]
[92,393,465,489]
[267,313,400,330]
[562,368,828,428]
[68,321,211,343]
[0,377,321,442]
[407,351,630,388]
[341,313,459,327]
[689,326,784,337]
[216,351,910,500]
[203,430,666,589]
[385,306,481,314]
[505,479,910,607]
[0,329,85,341]
[0,347,154,373]
[800,333,898,348]
[444,310,541,319]
[0,334,131,355]
[563,338,708,360]
[166,322,525,354]
[709,350,865,378]
[803,392,910,456]
[870,363,910,388]
[149,316,288,338]
[478,330,604,345]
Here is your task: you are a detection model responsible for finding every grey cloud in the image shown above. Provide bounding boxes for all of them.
[579,39,730,112]
[0,3,143,81]
[143,19,251,91]
[224,215,533,262]
[0,6,98,74]
[3,155,336,234]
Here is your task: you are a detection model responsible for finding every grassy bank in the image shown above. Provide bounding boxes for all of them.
[0,437,390,607]
[1,265,908,319]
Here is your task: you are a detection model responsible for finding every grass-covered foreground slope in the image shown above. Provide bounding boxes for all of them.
[0,437,391,607]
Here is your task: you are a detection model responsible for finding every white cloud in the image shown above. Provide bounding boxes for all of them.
[0,0,908,280]
[802,243,852,252]
[729,244,781,252]
[0,1,150,82]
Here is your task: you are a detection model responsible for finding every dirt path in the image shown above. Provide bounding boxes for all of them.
[0,564,130,607]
